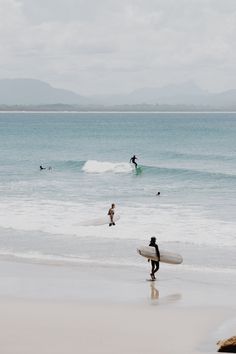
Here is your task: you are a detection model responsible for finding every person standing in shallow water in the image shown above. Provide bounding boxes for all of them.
[148,237,160,280]
[108,203,116,227]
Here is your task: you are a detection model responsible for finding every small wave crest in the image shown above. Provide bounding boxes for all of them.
[46,159,236,179]
[82,160,133,173]
[144,164,236,179]
[53,160,85,171]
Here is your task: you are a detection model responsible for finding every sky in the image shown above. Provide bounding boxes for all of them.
[0,0,236,95]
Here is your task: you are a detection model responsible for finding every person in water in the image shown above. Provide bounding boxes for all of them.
[108,203,116,227]
[40,165,52,171]
[130,155,138,168]
[148,237,160,280]
[156,192,160,196]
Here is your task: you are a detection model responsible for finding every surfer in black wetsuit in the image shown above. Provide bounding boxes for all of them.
[148,237,160,280]
[130,155,138,168]
[40,165,52,171]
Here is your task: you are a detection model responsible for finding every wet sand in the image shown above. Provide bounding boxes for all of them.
[0,259,235,354]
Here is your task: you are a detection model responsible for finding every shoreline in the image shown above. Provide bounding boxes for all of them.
[0,259,235,306]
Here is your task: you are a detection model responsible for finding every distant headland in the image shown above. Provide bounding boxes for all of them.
[1,78,236,112]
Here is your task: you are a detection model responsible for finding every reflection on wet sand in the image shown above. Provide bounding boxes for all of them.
[159,293,182,304]
[150,282,159,300]
[149,283,182,305]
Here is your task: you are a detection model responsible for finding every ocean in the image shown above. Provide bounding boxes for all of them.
[0,112,235,273]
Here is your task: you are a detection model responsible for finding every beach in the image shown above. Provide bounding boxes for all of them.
[0,300,228,354]
[0,112,236,353]
[0,258,235,354]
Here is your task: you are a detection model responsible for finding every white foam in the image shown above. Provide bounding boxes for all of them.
[81,214,120,226]
[0,249,140,268]
[82,160,133,173]
[0,199,235,247]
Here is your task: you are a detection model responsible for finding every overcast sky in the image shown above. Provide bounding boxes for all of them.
[0,0,236,95]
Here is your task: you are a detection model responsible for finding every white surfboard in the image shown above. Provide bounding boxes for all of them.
[81,214,120,226]
[137,246,183,265]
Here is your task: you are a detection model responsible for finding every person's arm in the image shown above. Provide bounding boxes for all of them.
[155,245,160,261]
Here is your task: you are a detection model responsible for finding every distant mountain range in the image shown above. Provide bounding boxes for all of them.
[1,78,236,109]
[0,79,89,105]
[91,81,236,107]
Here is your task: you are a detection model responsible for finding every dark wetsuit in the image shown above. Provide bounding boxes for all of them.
[149,241,160,278]
[130,155,137,168]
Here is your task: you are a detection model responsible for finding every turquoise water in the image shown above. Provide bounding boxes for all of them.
[0,112,235,270]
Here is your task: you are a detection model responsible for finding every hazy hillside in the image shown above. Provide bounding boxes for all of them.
[1,79,236,108]
[90,81,236,107]
[0,79,88,105]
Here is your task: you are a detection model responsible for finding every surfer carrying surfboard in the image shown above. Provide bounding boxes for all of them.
[148,237,160,280]
[108,203,116,227]
[130,155,138,168]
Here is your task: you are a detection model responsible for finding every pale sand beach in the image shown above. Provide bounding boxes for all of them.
[0,259,235,354]
[0,300,229,354]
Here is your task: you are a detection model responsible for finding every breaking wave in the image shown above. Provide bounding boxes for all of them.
[82,160,134,173]
[50,159,236,180]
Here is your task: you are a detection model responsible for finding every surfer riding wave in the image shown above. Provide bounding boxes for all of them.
[130,155,138,168]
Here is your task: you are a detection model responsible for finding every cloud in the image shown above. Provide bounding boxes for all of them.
[0,0,236,94]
